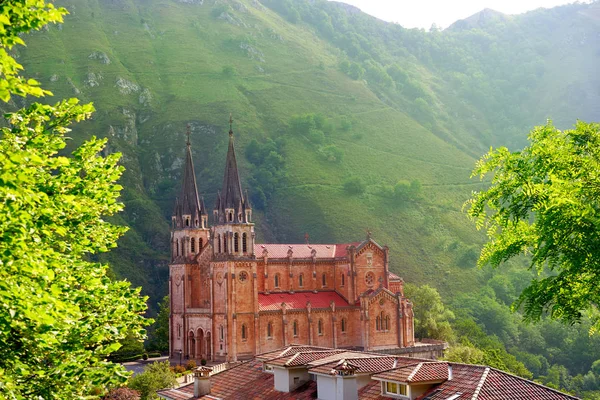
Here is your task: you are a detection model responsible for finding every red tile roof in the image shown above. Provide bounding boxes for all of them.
[258,291,351,311]
[374,362,449,383]
[158,360,318,400]
[388,272,402,281]
[254,243,360,259]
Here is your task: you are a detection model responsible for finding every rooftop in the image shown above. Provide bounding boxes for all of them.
[254,243,361,259]
[158,346,579,400]
[258,290,352,312]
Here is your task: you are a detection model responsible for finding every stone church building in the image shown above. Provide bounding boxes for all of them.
[169,123,415,362]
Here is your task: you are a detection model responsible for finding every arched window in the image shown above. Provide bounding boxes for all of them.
[385,315,390,331]
[191,238,196,253]
[341,318,347,333]
[176,239,180,256]
[199,238,203,250]
[219,325,224,341]
[322,273,327,287]
[181,240,184,256]
[298,274,304,288]
[341,273,345,287]
[242,233,247,253]
[195,219,199,227]
[234,233,239,252]
[267,322,273,338]
[376,316,380,331]
[274,273,280,288]
[318,319,323,335]
[293,320,298,337]
[229,212,233,222]
[224,235,228,253]
[241,324,247,340]
[186,217,190,227]
[380,311,385,331]
[217,234,222,253]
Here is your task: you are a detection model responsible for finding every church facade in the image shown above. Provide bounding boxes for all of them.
[169,123,415,362]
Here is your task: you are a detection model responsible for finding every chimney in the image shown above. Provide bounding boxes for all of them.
[194,366,212,397]
[332,361,359,400]
[448,364,453,381]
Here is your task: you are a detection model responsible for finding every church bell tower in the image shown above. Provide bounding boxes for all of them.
[212,115,255,259]
[171,126,210,262]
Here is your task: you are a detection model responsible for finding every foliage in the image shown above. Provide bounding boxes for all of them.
[466,121,600,330]
[111,333,145,362]
[0,1,149,398]
[103,388,141,400]
[0,0,66,100]
[128,361,177,400]
[221,65,237,77]
[245,138,287,210]
[185,360,197,370]
[148,295,170,352]
[404,284,455,341]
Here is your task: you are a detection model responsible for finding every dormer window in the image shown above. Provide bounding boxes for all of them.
[195,219,199,227]
[382,381,408,398]
[238,213,242,221]
[228,211,234,222]
[186,217,190,227]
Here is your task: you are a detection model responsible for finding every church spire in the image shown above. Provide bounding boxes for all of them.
[173,125,207,229]
[214,115,252,224]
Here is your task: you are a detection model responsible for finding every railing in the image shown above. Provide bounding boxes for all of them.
[210,362,229,375]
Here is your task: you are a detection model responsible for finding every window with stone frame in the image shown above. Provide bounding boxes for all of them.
[318,319,323,335]
[219,325,224,341]
[234,232,239,252]
[267,322,273,338]
[241,324,247,341]
[341,318,347,333]
[299,273,304,288]
[242,232,247,253]
[322,273,327,287]
[274,273,280,288]
[191,238,196,253]
[341,272,345,286]
[218,234,222,253]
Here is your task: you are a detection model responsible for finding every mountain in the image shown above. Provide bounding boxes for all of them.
[12,0,600,314]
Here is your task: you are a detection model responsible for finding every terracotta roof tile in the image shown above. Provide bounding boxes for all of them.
[388,272,402,281]
[254,243,360,259]
[256,345,334,361]
[258,291,351,311]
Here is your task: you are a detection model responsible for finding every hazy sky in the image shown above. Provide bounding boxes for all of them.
[332,0,577,29]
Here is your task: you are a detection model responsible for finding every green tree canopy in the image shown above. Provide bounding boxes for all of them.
[0,1,148,398]
[466,121,600,331]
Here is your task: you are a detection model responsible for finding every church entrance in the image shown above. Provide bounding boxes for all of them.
[197,328,205,360]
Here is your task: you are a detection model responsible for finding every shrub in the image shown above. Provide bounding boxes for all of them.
[222,65,237,78]
[103,388,141,400]
[185,360,197,370]
[142,353,148,361]
[201,359,207,366]
[343,177,366,195]
[128,361,177,400]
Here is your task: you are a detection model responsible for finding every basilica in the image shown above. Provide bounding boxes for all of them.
[169,121,415,362]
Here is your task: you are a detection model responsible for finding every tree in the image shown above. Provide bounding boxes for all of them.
[466,121,600,330]
[404,284,455,341]
[0,1,148,398]
[343,176,366,195]
[128,361,177,400]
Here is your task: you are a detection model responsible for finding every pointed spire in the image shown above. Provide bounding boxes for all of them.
[219,114,245,213]
[174,125,206,224]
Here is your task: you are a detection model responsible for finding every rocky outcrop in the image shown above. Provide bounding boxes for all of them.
[240,42,265,62]
[85,72,103,87]
[88,51,111,64]
[116,77,140,95]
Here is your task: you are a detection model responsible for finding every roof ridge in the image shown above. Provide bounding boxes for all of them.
[471,367,490,400]
[407,362,423,382]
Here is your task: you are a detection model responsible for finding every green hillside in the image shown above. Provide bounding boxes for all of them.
[13,0,600,307]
